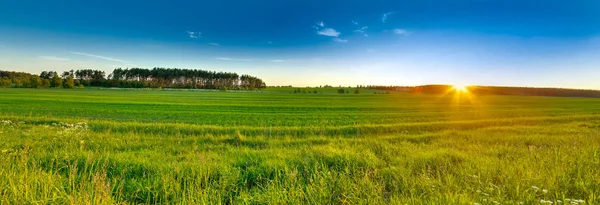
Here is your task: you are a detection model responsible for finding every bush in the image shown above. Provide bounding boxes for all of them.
[338,89,346,94]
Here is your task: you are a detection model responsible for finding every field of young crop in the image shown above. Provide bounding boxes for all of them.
[1,88,599,204]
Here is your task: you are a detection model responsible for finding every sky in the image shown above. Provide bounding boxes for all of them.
[1,0,600,88]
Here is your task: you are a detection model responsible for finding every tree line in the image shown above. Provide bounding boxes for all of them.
[1,68,266,90]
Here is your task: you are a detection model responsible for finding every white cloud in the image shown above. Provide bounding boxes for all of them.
[382,12,395,22]
[269,59,285,62]
[216,57,255,61]
[352,20,358,25]
[393,29,410,35]
[39,56,70,61]
[268,41,273,44]
[354,26,368,37]
[187,31,201,39]
[208,43,220,46]
[317,28,340,37]
[70,51,129,63]
[333,38,348,43]
[318,21,324,27]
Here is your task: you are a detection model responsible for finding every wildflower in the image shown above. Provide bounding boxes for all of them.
[476,189,481,193]
[532,186,539,190]
[557,200,562,203]
[483,193,489,196]
[543,189,548,193]
[519,202,524,205]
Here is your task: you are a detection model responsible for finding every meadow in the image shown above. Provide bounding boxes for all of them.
[1,88,599,204]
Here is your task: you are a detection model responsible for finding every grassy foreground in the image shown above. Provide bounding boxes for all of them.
[1,88,599,204]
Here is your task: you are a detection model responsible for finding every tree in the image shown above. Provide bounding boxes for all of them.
[0,77,10,87]
[30,76,42,88]
[64,75,75,88]
[51,73,62,88]
[338,88,346,94]
[41,79,50,88]
[354,89,360,94]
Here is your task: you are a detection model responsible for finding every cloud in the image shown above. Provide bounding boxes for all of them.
[267,41,273,44]
[333,38,348,43]
[39,56,70,61]
[187,31,201,39]
[393,29,410,35]
[317,28,340,37]
[318,21,324,27]
[269,59,285,63]
[208,43,220,46]
[354,26,368,37]
[352,20,358,25]
[70,51,129,63]
[216,57,256,61]
[382,12,395,22]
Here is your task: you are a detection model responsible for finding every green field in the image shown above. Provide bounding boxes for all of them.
[1,88,599,204]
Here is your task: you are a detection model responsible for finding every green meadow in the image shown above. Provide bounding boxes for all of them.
[1,88,599,204]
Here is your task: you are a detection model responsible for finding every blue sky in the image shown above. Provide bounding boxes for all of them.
[1,0,599,88]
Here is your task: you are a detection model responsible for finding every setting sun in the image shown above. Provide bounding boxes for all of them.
[453,85,468,92]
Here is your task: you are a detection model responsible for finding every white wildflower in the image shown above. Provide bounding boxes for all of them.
[532,186,539,190]
[543,189,548,193]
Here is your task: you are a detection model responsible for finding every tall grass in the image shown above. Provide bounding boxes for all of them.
[1,88,599,204]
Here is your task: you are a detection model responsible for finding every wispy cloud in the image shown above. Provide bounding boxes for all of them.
[333,38,348,43]
[269,59,285,63]
[352,20,358,25]
[382,12,395,22]
[267,41,273,44]
[354,26,368,37]
[208,43,220,46]
[318,21,324,27]
[317,28,340,37]
[393,29,410,35]
[216,57,256,61]
[187,31,201,39]
[70,51,129,63]
[39,56,70,61]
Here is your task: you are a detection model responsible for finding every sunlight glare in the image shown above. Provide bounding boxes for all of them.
[453,85,468,92]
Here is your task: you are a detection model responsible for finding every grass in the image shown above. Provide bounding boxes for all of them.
[1,88,599,204]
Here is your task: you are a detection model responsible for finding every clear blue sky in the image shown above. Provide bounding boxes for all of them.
[1,0,599,88]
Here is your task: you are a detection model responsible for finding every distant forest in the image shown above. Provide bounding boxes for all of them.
[368,85,600,98]
[0,68,266,90]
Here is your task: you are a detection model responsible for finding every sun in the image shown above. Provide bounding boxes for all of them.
[453,85,468,92]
